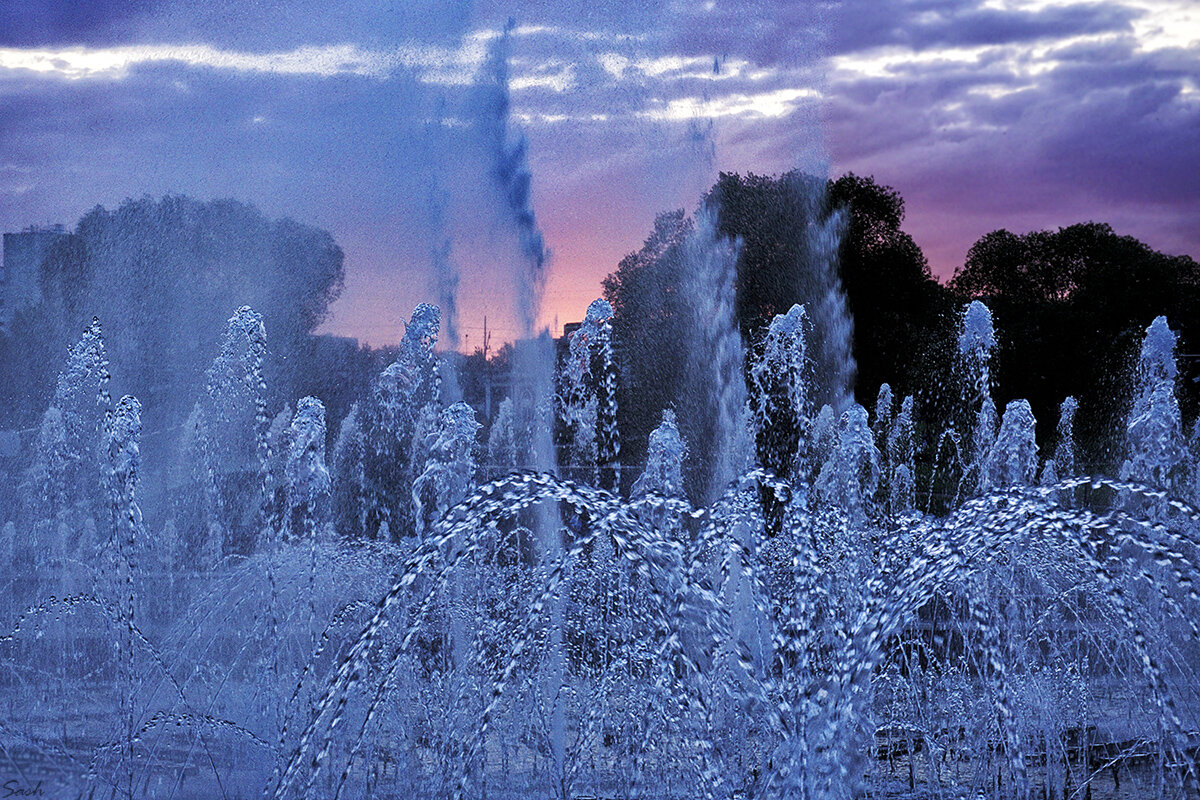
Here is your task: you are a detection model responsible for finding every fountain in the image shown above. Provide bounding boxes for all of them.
[1,33,1198,800]
[1,288,1198,800]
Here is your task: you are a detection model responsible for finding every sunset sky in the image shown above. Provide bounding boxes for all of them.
[2,0,1197,348]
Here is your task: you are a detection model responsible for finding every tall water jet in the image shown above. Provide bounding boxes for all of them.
[283,395,330,660]
[887,395,915,515]
[959,300,998,494]
[1040,396,1078,487]
[190,305,270,557]
[632,409,686,499]
[560,299,620,490]
[354,303,441,541]
[472,26,566,787]
[474,21,547,339]
[413,401,480,539]
[427,185,460,354]
[284,398,330,543]
[330,403,365,540]
[24,317,112,596]
[106,394,142,800]
[750,304,813,478]
[816,403,880,524]
[750,303,813,529]
[808,200,854,412]
[424,174,465,406]
[681,207,750,503]
[470,23,555,477]
[486,396,518,477]
[1122,315,1185,491]
[872,383,895,455]
[980,399,1038,491]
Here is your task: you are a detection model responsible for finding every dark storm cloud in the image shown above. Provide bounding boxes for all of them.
[0,0,160,47]
[1037,72,1200,205]
[823,50,1029,163]
[2,0,1196,336]
[832,0,1140,54]
[1,0,478,50]
[139,0,475,50]
[0,61,431,182]
[819,11,1200,275]
[1044,37,1197,97]
[663,0,834,66]
[648,0,1141,65]
[472,0,671,35]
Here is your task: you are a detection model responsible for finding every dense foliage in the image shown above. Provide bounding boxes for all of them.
[3,181,1200,800]
[0,196,347,437]
[604,172,1200,476]
[950,222,1200,465]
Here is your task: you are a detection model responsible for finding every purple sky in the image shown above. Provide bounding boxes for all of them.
[2,0,1197,347]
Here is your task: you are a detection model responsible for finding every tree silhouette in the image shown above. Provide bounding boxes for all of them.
[950,222,1200,466]
[604,172,953,493]
[3,196,345,439]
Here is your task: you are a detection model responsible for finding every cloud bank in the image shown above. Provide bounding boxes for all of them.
[0,0,1195,342]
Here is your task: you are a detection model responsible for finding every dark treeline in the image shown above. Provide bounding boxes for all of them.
[604,170,1200,476]
[4,183,1199,493]
[949,222,1200,468]
[0,196,388,486]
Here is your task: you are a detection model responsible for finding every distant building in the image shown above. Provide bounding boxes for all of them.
[0,224,67,335]
[555,320,583,363]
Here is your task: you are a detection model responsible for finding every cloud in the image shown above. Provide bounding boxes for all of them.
[1,0,1197,341]
[832,0,1140,54]
[662,0,833,68]
[0,43,399,80]
[820,4,1200,276]
[0,1,161,48]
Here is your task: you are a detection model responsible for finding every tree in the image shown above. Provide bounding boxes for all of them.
[825,173,956,406]
[4,195,345,447]
[705,171,826,336]
[603,172,952,492]
[705,171,954,406]
[602,210,693,480]
[950,222,1200,465]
